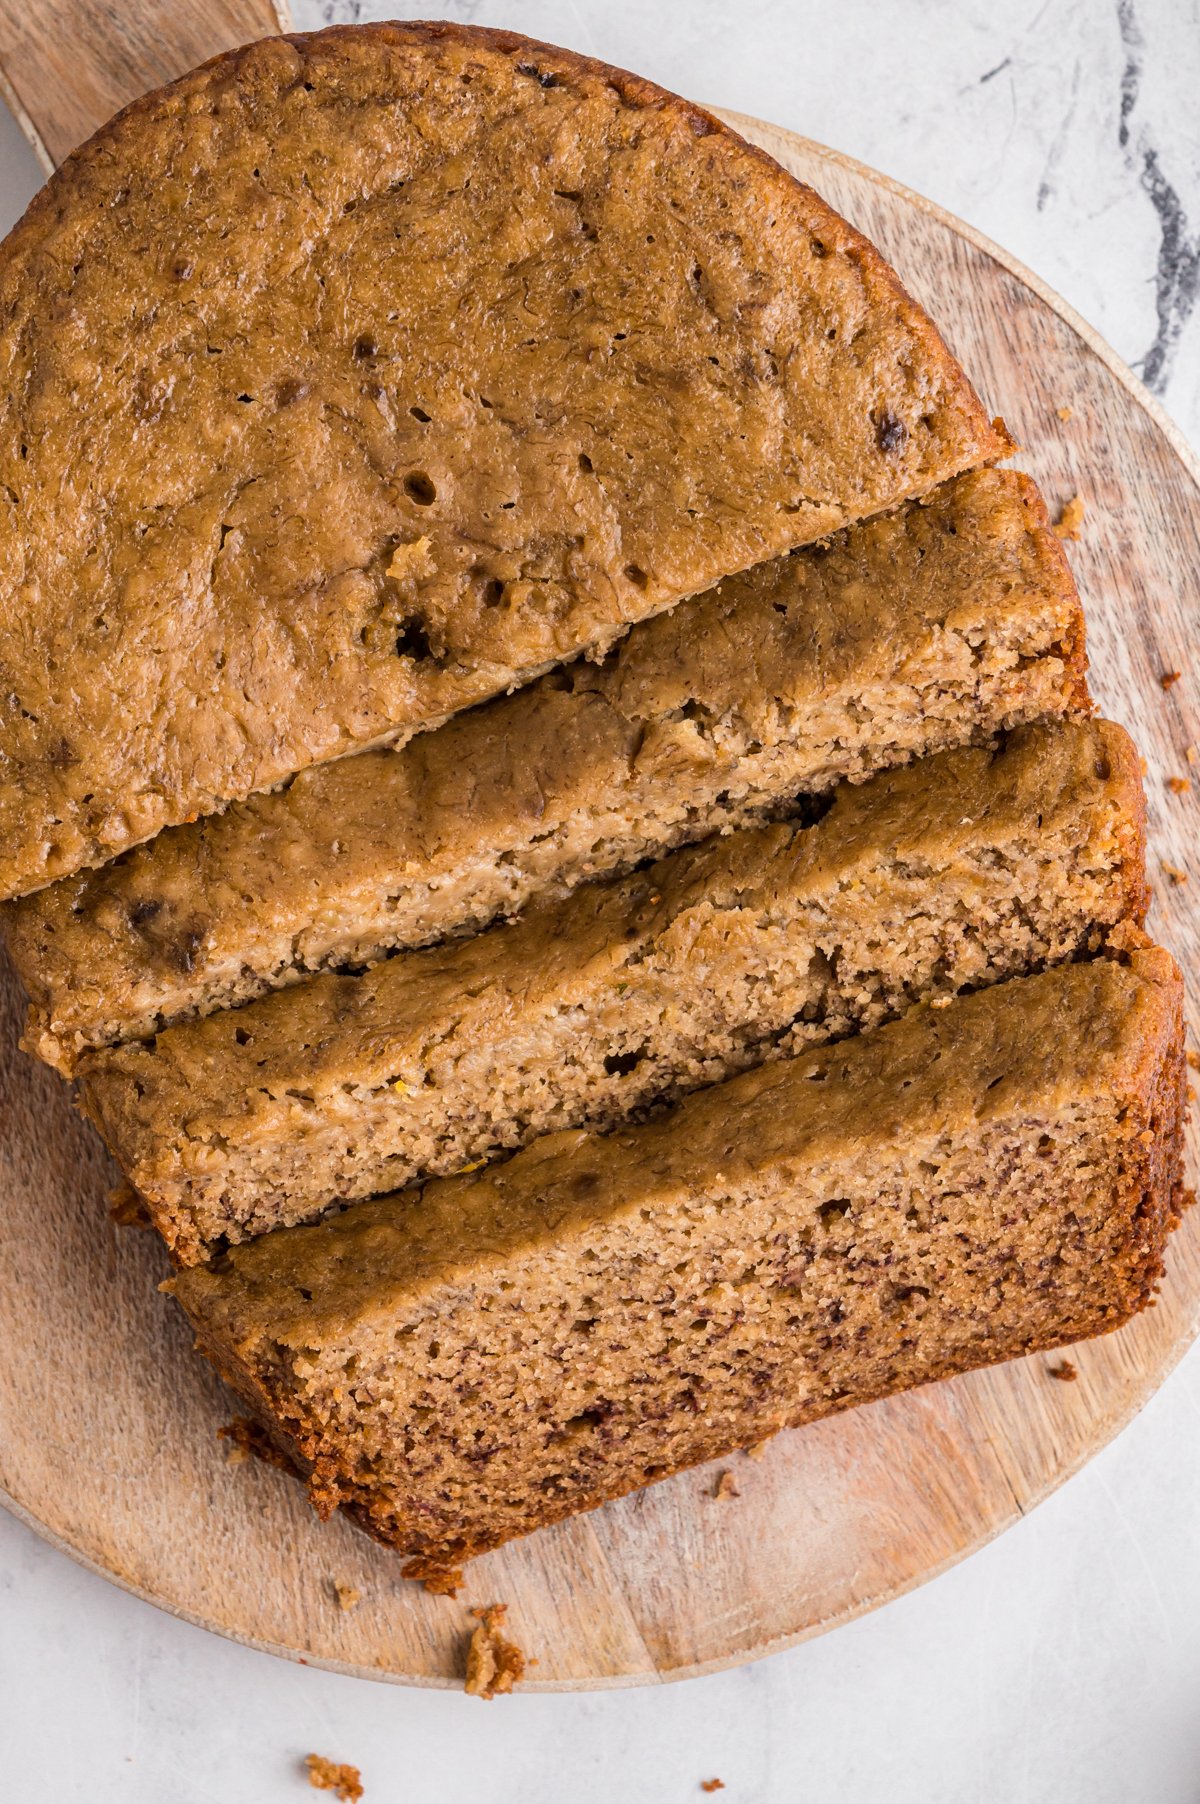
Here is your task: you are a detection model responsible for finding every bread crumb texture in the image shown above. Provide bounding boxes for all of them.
[0,22,1006,901]
[1053,495,1085,540]
[305,1754,363,1801]
[217,1417,293,1472]
[464,1604,528,1698]
[6,467,1084,1078]
[76,715,1140,1265]
[167,951,1184,1574]
[106,1182,151,1229]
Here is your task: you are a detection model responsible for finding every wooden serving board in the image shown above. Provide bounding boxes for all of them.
[2,13,1200,1690]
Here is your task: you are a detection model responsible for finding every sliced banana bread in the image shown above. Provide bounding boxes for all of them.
[81,717,1141,1265]
[7,468,1084,1074]
[167,950,1186,1579]
[0,22,1011,900]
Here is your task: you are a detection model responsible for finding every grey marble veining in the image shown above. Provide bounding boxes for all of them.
[1,6,1200,1801]
[298,0,1200,444]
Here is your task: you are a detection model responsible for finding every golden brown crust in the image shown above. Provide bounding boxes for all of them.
[6,468,1086,1075]
[79,716,1145,1265]
[463,1602,527,1698]
[304,1754,363,1802]
[0,23,1008,902]
[169,951,1185,1572]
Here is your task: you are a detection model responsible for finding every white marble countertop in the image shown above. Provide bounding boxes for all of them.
[4,2,1200,1798]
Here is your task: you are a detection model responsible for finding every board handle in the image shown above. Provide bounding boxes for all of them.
[0,0,290,171]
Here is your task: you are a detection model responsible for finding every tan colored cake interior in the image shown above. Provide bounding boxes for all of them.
[78,717,1143,1264]
[168,951,1185,1576]
[6,468,1084,1073]
[0,22,1010,901]
[0,19,1185,1606]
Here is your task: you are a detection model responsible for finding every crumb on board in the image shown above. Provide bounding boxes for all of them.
[1052,495,1085,540]
[400,1552,465,1595]
[1187,746,1198,766]
[743,1437,773,1462]
[1056,404,1074,421]
[1187,1050,1200,1071]
[1168,776,1192,794]
[1163,863,1189,885]
[333,1582,361,1613]
[465,1604,527,1698]
[421,1566,464,1599]
[107,1182,152,1229]
[701,1782,726,1794]
[712,1470,740,1500]
[1048,1360,1078,1383]
[1161,670,1183,690]
[218,1417,293,1472]
[305,1753,363,1801]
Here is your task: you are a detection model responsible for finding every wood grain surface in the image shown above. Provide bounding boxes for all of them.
[0,0,289,169]
[0,26,1198,1688]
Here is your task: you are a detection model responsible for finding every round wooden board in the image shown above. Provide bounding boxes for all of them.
[2,114,1200,1692]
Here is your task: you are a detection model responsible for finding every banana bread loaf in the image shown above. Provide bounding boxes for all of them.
[0,21,1010,901]
[167,949,1186,1578]
[7,469,1084,1074]
[80,717,1142,1265]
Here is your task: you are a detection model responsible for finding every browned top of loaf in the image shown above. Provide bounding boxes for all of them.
[0,22,1008,901]
[170,948,1181,1347]
[5,466,1079,1052]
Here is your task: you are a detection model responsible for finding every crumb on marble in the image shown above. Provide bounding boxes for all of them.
[465,1604,527,1698]
[701,1782,726,1794]
[1052,495,1085,540]
[305,1753,363,1801]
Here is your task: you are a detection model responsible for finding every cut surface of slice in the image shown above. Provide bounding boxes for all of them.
[167,950,1186,1576]
[7,468,1083,1074]
[0,21,1010,900]
[80,717,1142,1264]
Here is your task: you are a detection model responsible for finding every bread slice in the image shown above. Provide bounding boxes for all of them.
[167,950,1186,1579]
[7,469,1084,1075]
[81,717,1142,1265]
[0,23,1011,901]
